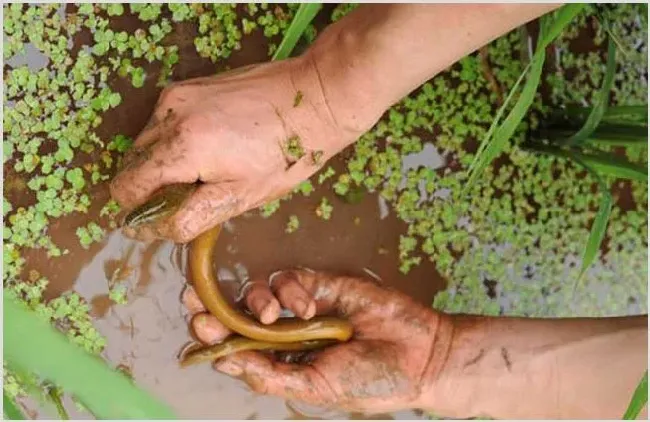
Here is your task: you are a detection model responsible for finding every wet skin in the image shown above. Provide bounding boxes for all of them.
[123,184,354,367]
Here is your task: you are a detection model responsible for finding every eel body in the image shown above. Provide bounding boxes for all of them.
[122,184,353,366]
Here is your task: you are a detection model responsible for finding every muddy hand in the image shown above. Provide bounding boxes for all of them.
[110,55,374,243]
[182,269,445,413]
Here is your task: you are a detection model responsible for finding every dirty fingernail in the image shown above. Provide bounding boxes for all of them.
[214,359,243,377]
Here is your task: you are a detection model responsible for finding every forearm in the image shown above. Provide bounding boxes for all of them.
[421,314,648,419]
[304,3,560,137]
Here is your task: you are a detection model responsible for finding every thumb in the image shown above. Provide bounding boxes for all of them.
[214,351,338,405]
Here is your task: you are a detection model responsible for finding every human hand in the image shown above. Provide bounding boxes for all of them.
[110,54,377,243]
[181,269,450,413]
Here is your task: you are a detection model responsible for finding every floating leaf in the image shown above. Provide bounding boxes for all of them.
[272,4,322,61]
[623,371,648,420]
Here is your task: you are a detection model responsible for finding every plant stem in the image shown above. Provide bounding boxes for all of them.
[47,387,69,420]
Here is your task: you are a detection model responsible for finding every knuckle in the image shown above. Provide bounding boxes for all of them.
[158,84,185,106]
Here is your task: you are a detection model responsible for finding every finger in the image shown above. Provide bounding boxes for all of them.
[242,279,281,325]
[110,135,199,210]
[269,269,384,319]
[160,182,243,243]
[268,271,316,320]
[190,312,231,345]
[181,285,205,314]
[213,351,337,406]
[133,107,177,149]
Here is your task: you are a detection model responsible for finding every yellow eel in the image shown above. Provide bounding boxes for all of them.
[123,184,354,367]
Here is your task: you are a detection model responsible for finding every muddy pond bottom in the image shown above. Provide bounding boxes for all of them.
[62,187,443,420]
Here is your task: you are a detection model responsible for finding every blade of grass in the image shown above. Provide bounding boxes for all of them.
[567,149,647,182]
[272,4,322,61]
[560,105,648,127]
[623,371,648,420]
[565,38,617,145]
[537,4,586,47]
[595,8,630,59]
[464,4,585,192]
[525,144,615,284]
[568,157,613,282]
[3,393,25,420]
[46,386,70,420]
[4,295,176,420]
[539,125,648,147]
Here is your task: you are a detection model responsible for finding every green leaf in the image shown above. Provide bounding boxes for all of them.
[131,67,146,88]
[272,4,322,61]
[564,38,617,146]
[3,295,176,419]
[623,371,648,420]
[464,4,584,193]
[65,168,86,190]
[567,149,647,182]
[3,392,25,420]
[106,3,124,16]
[108,92,122,108]
[570,160,613,280]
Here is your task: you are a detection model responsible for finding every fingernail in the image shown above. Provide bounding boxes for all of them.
[214,359,243,377]
[252,297,269,316]
[268,270,283,287]
[302,300,316,320]
[260,300,279,325]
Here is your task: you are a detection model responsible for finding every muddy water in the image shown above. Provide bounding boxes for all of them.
[39,179,440,419]
[6,7,445,419]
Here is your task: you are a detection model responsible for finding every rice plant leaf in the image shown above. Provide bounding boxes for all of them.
[3,393,25,420]
[623,371,648,420]
[569,149,648,182]
[579,185,612,277]
[566,160,613,280]
[565,38,617,145]
[537,4,586,48]
[464,4,584,192]
[272,4,322,61]
[3,295,176,420]
[465,47,545,191]
[561,105,648,127]
[594,8,630,59]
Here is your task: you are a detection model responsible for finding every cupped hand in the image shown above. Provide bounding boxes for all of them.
[110,56,368,243]
[182,269,449,413]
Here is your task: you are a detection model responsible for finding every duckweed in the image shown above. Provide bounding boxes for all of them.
[3,3,647,413]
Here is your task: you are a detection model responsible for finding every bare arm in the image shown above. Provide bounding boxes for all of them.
[307,3,561,139]
[111,4,561,242]
[421,314,648,419]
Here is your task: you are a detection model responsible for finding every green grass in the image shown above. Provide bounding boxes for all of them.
[464,4,585,193]
[272,3,322,61]
[3,392,25,420]
[4,294,176,419]
[623,371,648,419]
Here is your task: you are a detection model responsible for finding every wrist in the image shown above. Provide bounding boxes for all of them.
[300,14,394,146]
